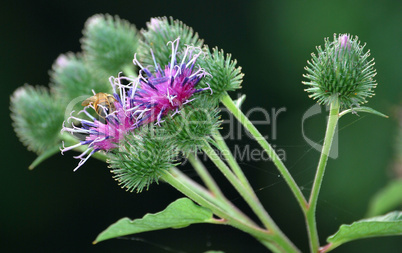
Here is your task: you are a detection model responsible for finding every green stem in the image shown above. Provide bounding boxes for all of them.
[163,168,266,235]
[203,142,300,253]
[306,98,340,253]
[212,130,255,195]
[163,167,228,216]
[188,153,224,199]
[187,154,258,226]
[220,93,308,212]
[163,167,296,253]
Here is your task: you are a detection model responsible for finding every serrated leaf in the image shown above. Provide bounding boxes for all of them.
[366,179,402,217]
[94,198,214,243]
[339,106,388,118]
[326,211,402,251]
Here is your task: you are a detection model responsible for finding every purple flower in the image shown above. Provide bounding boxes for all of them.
[61,76,139,171]
[61,37,212,170]
[133,37,212,125]
[339,34,351,50]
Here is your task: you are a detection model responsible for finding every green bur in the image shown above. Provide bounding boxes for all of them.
[10,85,64,154]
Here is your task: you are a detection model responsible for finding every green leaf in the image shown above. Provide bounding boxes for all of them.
[94,198,214,244]
[204,251,225,253]
[29,145,60,170]
[339,106,388,118]
[366,179,402,217]
[326,211,402,251]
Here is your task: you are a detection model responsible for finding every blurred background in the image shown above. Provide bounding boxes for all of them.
[2,0,401,252]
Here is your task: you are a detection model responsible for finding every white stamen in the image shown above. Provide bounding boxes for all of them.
[166,88,177,106]
[88,136,108,148]
[173,65,182,78]
[183,98,196,105]
[170,108,181,117]
[180,46,191,67]
[60,141,83,154]
[185,49,203,69]
[73,149,95,172]
[133,53,148,71]
[150,49,159,72]
[63,127,91,134]
[167,37,180,76]
[203,82,214,95]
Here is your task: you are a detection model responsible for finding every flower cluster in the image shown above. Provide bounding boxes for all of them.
[61,38,211,171]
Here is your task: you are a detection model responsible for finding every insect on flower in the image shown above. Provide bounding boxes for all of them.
[61,37,212,171]
[61,76,139,171]
[81,92,117,119]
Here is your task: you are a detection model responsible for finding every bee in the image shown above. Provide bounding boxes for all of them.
[81,92,116,119]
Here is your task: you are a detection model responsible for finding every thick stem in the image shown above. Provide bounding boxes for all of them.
[162,168,274,244]
[163,167,232,220]
[203,142,300,253]
[220,93,308,212]
[187,154,257,226]
[306,98,340,253]
[163,167,298,253]
[188,154,225,200]
[212,130,255,194]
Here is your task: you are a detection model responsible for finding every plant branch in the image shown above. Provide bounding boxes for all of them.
[202,141,300,253]
[220,92,308,212]
[187,153,257,226]
[212,130,255,195]
[163,167,299,253]
[306,97,340,252]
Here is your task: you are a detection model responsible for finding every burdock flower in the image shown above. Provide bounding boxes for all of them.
[61,76,139,171]
[303,33,377,108]
[61,37,211,170]
[133,37,212,125]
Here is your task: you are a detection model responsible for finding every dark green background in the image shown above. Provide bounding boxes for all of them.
[2,0,401,252]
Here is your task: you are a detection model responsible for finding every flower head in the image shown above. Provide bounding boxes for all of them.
[11,85,64,154]
[109,124,179,192]
[303,33,377,108]
[61,76,139,171]
[61,37,211,170]
[81,14,139,75]
[138,17,203,68]
[133,37,212,125]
